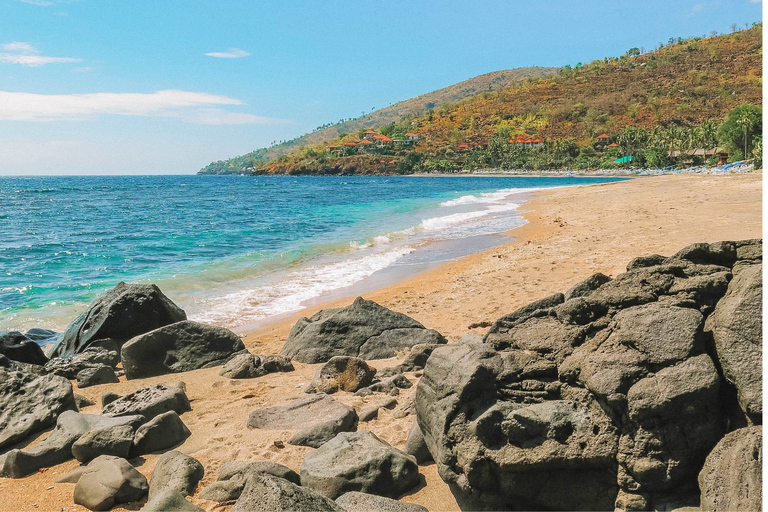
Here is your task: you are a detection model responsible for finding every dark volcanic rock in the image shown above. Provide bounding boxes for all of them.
[705,263,762,423]
[0,331,48,365]
[378,344,438,378]
[698,426,762,512]
[0,364,76,452]
[142,490,203,512]
[300,430,419,500]
[76,364,119,388]
[415,240,757,510]
[121,320,245,379]
[232,472,343,512]
[45,347,120,379]
[336,491,429,512]
[102,382,191,420]
[51,281,186,358]
[1,411,144,478]
[306,356,377,394]
[405,421,432,464]
[71,424,135,463]
[132,410,191,454]
[261,354,294,373]
[247,394,358,448]
[73,455,148,511]
[148,450,204,500]
[199,460,300,502]
[220,352,264,379]
[564,272,612,300]
[280,297,446,363]
[355,374,412,397]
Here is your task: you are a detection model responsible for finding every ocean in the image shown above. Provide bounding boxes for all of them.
[0,175,624,333]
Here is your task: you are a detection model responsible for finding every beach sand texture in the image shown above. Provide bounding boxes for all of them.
[0,171,761,512]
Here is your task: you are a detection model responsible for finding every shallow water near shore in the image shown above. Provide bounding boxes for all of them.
[0,174,624,333]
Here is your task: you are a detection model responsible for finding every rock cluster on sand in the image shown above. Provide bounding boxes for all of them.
[199,461,300,502]
[219,352,294,379]
[415,239,763,511]
[280,297,446,363]
[51,281,187,358]
[247,394,358,448]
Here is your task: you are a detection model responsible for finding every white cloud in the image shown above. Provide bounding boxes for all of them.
[0,89,285,124]
[0,41,81,67]
[205,48,250,59]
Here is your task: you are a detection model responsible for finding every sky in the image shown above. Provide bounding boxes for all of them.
[0,0,762,175]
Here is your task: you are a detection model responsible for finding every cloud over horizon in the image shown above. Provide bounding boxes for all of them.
[0,41,81,66]
[0,89,286,124]
[205,48,250,59]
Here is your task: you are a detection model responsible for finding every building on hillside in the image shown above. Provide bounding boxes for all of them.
[363,130,377,140]
[510,136,543,148]
[596,133,611,146]
[359,139,375,153]
[404,133,419,144]
[668,147,728,166]
[456,144,469,152]
[607,143,619,148]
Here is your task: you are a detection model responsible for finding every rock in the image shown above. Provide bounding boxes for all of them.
[359,398,397,422]
[121,320,245,379]
[261,354,295,373]
[247,394,358,448]
[73,455,149,511]
[335,492,429,512]
[56,466,87,483]
[132,410,191,454]
[148,450,204,500]
[76,364,119,388]
[45,347,120,379]
[102,391,121,408]
[102,382,191,420]
[564,272,612,300]
[1,411,144,478]
[0,330,48,365]
[72,424,135,463]
[23,327,61,345]
[301,431,419,500]
[378,344,438,378]
[220,352,264,379]
[404,422,432,464]
[142,490,203,512]
[414,241,758,510]
[306,356,377,394]
[626,254,666,271]
[199,460,300,502]
[74,393,95,409]
[232,472,343,512]
[0,365,76,452]
[698,426,762,512]
[51,281,187,358]
[705,263,762,422]
[281,297,446,363]
[355,374,412,397]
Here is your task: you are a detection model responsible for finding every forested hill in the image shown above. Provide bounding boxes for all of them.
[197,67,557,174]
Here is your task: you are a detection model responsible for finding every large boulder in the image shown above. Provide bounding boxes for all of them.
[247,394,358,448]
[51,281,186,358]
[121,321,245,379]
[102,382,191,420]
[0,361,76,452]
[300,431,420,500]
[0,331,48,365]
[698,426,762,512]
[306,356,377,394]
[705,263,762,423]
[1,411,144,478]
[72,424,135,463]
[73,455,149,511]
[132,410,191,454]
[335,492,429,512]
[415,241,756,510]
[232,472,343,512]
[147,450,204,500]
[199,461,300,502]
[280,297,446,363]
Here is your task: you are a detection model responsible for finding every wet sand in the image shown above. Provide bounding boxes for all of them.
[0,171,761,512]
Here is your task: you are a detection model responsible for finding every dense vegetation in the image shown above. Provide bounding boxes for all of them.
[203,24,762,175]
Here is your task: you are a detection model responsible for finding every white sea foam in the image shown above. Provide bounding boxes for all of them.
[440,187,546,207]
[190,246,415,327]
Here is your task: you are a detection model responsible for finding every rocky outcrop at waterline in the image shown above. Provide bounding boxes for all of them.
[414,239,762,511]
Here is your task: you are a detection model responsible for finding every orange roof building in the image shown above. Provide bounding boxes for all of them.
[607,143,619,147]
[597,133,610,140]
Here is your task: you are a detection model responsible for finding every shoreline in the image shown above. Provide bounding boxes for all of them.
[0,171,761,512]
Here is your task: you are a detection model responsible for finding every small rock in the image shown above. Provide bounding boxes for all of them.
[336,491,429,512]
[74,394,95,409]
[306,356,377,394]
[73,456,148,511]
[132,411,191,455]
[72,424,135,463]
[404,422,432,464]
[355,374,412,397]
[101,392,121,408]
[76,364,119,388]
[102,382,191,420]
[220,353,264,379]
[147,450,204,500]
[141,490,202,512]
[232,473,343,512]
[199,460,300,502]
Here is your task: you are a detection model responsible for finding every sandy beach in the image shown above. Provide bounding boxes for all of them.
[0,171,761,512]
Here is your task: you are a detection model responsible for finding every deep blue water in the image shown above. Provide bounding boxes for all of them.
[0,175,624,331]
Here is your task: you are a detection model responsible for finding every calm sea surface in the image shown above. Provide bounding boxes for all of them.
[0,175,624,333]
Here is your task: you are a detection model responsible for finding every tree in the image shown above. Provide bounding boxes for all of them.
[718,104,762,159]
[627,48,641,57]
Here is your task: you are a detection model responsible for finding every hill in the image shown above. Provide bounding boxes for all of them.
[197,67,558,174]
[255,24,761,175]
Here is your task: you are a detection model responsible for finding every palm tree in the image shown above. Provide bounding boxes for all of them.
[736,112,755,159]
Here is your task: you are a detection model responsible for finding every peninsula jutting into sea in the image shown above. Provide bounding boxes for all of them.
[0,3,762,512]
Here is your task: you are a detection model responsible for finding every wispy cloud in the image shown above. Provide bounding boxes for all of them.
[0,41,81,67]
[15,0,55,5]
[690,2,707,13]
[205,48,250,59]
[0,89,285,125]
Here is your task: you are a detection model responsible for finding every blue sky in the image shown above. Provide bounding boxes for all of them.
[0,0,762,175]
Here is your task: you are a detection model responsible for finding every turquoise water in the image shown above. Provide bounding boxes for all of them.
[0,175,624,331]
